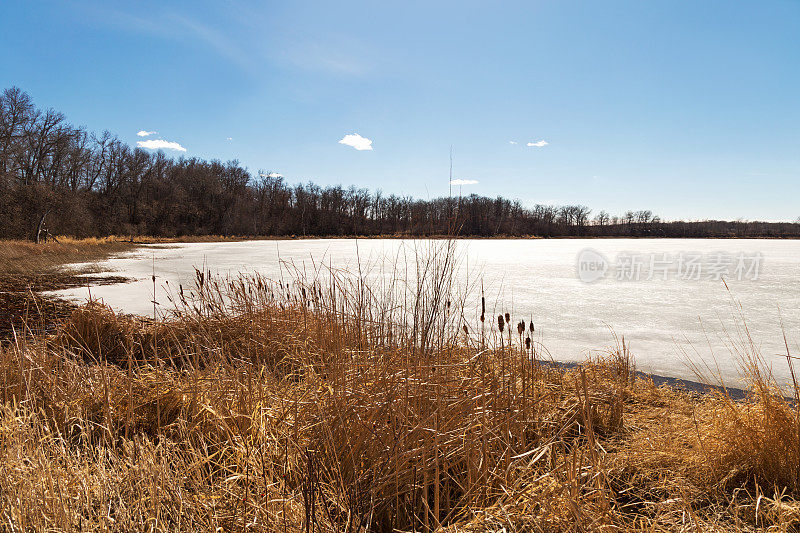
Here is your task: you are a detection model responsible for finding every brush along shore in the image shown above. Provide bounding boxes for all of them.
[0,261,799,532]
[0,237,138,337]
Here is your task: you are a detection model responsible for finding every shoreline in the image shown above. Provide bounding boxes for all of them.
[0,273,131,339]
[540,360,750,400]
[118,233,800,243]
[0,238,762,399]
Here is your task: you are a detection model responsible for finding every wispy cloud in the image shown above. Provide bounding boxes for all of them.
[509,140,518,145]
[282,39,369,77]
[82,6,372,82]
[527,140,549,147]
[81,6,171,37]
[137,139,187,152]
[137,130,157,137]
[450,179,478,186]
[172,15,258,75]
[259,172,283,178]
[338,133,373,151]
[79,6,261,76]
[226,137,233,141]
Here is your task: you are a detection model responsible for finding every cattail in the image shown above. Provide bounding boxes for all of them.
[505,312,510,325]
[525,336,531,349]
[480,296,485,322]
[529,320,535,333]
[517,321,525,336]
[497,314,505,332]
[462,324,469,336]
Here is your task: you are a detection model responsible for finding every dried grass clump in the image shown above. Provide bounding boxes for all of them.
[1,241,799,531]
[698,384,800,494]
[59,300,135,364]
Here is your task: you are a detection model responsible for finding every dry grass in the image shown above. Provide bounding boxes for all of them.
[0,236,137,276]
[0,238,136,338]
[0,241,798,531]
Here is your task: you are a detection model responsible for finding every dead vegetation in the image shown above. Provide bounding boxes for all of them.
[0,236,139,277]
[0,238,136,338]
[0,240,798,531]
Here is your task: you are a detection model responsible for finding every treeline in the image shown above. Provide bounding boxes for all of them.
[2,86,799,240]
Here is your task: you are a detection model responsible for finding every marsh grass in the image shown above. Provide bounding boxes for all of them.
[0,237,139,276]
[0,238,138,338]
[1,239,799,531]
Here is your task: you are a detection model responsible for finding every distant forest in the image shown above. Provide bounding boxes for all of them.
[2,86,799,240]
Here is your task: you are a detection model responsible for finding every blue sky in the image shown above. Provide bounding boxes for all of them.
[1,0,798,221]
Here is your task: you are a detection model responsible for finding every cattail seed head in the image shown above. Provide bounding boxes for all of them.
[517,321,525,335]
[530,320,535,333]
[505,312,510,325]
[525,336,531,349]
[462,324,469,336]
[497,314,505,332]
[481,296,486,315]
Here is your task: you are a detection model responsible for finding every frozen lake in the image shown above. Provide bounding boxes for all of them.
[50,238,800,388]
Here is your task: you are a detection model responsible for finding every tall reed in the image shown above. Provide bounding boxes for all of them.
[0,239,799,531]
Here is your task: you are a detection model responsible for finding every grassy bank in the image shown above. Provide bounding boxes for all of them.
[0,239,798,532]
[0,237,137,338]
[0,236,148,276]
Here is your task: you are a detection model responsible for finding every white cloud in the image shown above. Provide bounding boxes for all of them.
[137,130,157,137]
[450,179,478,186]
[527,140,549,147]
[509,140,517,144]
[136,139,187,152]
[338,133,373,151]
[226,137,233,141]
[259,172,283,178]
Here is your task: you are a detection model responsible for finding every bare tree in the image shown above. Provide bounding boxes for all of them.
[2,86,799,240]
